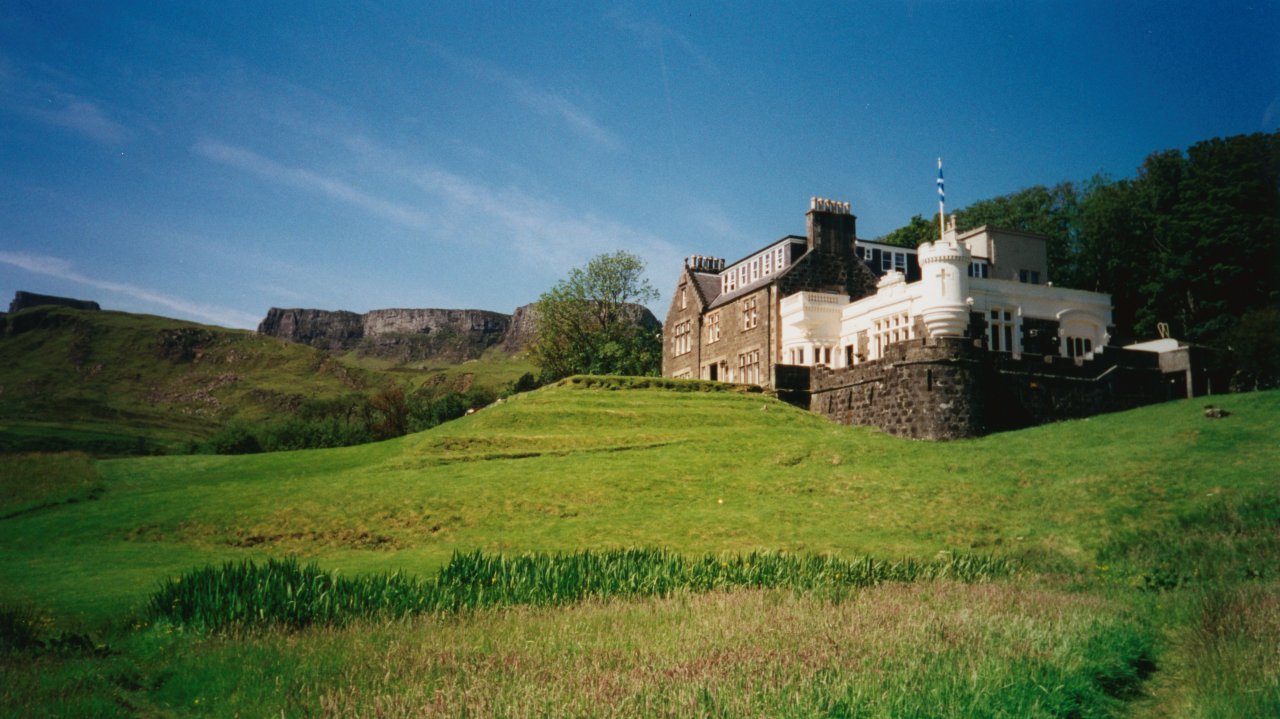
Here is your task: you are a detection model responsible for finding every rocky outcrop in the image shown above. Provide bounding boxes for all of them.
[362,308,509,339]
[258,306,512,362]
[359,308,511,363]
[8,291,101,314]
[500,303,541,351]
[259,301,660,362]
[257,308,364,353]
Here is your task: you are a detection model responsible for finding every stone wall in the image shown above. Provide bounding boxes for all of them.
[808,338,1177,440]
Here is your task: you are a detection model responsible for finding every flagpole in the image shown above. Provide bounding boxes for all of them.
[937,157,945,242]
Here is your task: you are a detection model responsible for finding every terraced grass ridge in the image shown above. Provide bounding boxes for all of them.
[1,380,1277,716]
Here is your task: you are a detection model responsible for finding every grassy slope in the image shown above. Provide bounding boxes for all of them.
[0,306,375,450]
[0,306,532,453]
[2,382,1275,623]
[1,384,1276,716]
[337,344,535,391]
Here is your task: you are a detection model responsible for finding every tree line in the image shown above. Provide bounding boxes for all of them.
[879,131,1279,389]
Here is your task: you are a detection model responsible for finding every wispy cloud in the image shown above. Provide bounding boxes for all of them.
[316,135,682,298]
[27,96,131,144]
[0,57,131,144]
[609,10,718,76]
[407,164,682,288]
[0,251,260,328]
[192,139,433,230]
[424,43,621,150]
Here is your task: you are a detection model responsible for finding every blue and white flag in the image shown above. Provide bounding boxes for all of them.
[937,158,945,205]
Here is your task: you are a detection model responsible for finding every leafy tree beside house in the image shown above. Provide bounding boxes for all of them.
[529,251,662,382]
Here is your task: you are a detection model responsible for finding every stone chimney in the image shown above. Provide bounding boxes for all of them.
[805,197,856,255]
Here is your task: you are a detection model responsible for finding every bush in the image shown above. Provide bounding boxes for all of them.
[203,423,263,455]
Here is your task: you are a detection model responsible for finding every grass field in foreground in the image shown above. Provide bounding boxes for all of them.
[1,382,1277,716]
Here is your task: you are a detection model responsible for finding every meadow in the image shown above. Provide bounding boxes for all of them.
[1,380,1277,716]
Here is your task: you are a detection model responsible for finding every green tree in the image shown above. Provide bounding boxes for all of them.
[368,384,409,440]
[954,182,1081,281]
[877,214,939,247]
[529,251,662,382]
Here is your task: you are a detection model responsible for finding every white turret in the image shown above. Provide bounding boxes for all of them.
[916,219,971,338]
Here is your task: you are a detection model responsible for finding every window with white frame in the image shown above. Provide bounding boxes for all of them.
[893,252,906,272]
[673,320,692,355]
[988,308,1016,352]
[738,349,761,385]
[968,261,990,278]
[741,296,759,330]
[706,311,721,343]
[763,253,772,275]
[751,259,759,281]
[873,313,911,358]
[775,247,785,269]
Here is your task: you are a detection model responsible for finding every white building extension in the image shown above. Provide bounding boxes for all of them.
[781,222,1113,368]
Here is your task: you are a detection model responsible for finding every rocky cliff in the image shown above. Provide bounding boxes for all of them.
[500,303,541,352]
[258,306,520,362]
[257,308,364,353]
[8,291,101,314]
[259,302,659,362]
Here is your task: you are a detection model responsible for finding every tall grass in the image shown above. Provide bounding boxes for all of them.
[148,549,1015,631]
[1101,491,1280,590]
[150,584,1153,719]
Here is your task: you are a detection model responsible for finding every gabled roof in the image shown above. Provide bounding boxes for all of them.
[708,274,775,309]
[689,271,722,307]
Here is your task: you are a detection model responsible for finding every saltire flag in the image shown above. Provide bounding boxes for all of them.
[937,158,945,205]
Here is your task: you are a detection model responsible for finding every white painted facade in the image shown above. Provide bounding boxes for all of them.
[780,223,1113,368]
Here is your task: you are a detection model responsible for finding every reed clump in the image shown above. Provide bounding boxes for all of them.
[147,549,1014,632]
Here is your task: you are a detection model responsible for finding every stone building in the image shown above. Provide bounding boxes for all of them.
[663,198,883,385]
[663,197,1202,439]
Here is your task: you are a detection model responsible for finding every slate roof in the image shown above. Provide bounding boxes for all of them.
[689,272,722,307]
[707,274,778,309]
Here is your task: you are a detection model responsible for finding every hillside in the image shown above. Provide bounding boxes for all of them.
[3,382,1276,618]
[2,383,1276,716]
[0,305,535,454]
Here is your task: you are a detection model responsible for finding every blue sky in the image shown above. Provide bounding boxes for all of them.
[2,1,1276,328]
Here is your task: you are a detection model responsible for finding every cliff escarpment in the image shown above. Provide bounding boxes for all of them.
[259,302,660,363]
[258,306,520,362]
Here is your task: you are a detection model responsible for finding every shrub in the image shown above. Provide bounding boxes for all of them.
[202,422,262,455]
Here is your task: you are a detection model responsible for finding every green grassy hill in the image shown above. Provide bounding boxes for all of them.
[2,382,1277,716]
[0,306,533,454]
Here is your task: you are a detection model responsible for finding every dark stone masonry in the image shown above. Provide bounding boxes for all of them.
[806,337,1179,440]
